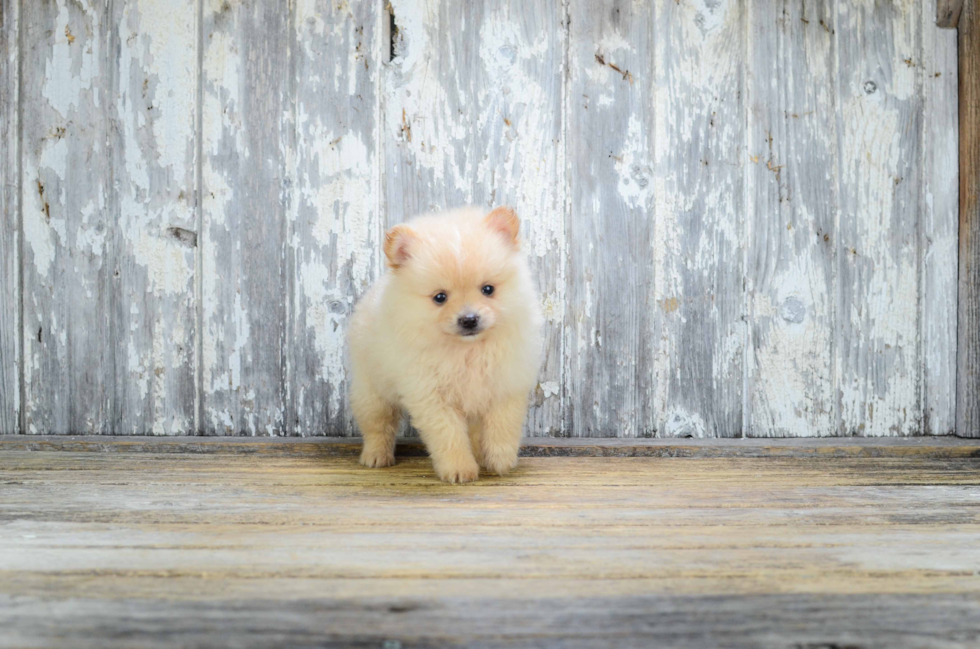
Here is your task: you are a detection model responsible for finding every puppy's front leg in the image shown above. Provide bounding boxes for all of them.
[480,393,528,475]
[407,399,480,484]
[352,385,400,468]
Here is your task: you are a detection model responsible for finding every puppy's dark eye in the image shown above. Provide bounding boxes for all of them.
[433,292,448,305]
[481,285,494,296]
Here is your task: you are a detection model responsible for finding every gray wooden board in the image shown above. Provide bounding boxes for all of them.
[921,0,960,435]
[107,0,199,434]
[745,0,837,437]
[287,0,383,436]
[2,593,978,649]
[200,0,290,435]
[0,0,965,437]
[0,0,19,434]
[837,0,923,436]
[651,0,745,438]
[21,0,113,433]
[565,0,656,437]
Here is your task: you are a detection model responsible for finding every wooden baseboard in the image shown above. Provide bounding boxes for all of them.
[1,435,978,459]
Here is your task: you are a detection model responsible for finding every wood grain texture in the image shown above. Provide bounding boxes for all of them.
[745,0,836,437]
[959,0,980,437]
[383,0,565,436]
[921,0,959,435]
[565,0,655,437]
[107,0,199,435]
[837,0,922,436]
[652,0,745,438]
[937,0,964,27]
[1,446,980,646]
[200,0,289,435]
[0,0,19,434]
[21,0,112,433]
[287,0,382,436]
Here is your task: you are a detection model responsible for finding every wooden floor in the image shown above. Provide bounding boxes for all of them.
[2,437,980,648]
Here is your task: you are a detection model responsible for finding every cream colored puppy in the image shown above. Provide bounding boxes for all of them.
[349,206,542,483]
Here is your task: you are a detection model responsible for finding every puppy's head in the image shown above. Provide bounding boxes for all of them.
[384,206,529,343]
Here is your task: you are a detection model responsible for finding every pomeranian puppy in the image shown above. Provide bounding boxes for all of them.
[348,206,542,483]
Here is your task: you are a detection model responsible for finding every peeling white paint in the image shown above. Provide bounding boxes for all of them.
[42,2,100,120]
[10,0,960,438]
[539,381,559,400]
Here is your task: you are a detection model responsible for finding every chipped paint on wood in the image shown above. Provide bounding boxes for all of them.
[287,0,382,435]
[110,0,199,434]
[745,0,837,437]
[0,0,964,437]
[652,0,745,438]
[22,0,112,434]
[566,0,656,437]
[837,0,922,436]
[201,0,288,435]
[921,0,959,435]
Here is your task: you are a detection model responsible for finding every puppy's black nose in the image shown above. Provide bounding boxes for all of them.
[458,314,480,331]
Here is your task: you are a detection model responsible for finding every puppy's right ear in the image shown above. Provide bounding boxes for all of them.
[384,224,416,269]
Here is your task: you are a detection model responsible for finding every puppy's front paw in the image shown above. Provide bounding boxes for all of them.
[434,458,480,484]
[360,447,396,468]
[482,446,519,476]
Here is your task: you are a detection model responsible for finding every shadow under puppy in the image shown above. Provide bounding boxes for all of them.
[348,206,543,483]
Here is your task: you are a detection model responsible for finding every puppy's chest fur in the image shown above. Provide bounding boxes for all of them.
[426,343,507,414]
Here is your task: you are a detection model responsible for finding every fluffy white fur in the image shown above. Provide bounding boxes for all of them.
[348,206,543,483]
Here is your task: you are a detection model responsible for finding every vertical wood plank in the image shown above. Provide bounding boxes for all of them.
[21,0,112,433]
[0,0,19,433]
[107,0,199,434]
[287,0,381,435]
[920,0,959,435]
[652,0,745,437]
[744,0,837,437]
[836,0,921,436]
[201,0,289,435]
[565,0,655,437]
[958,0,980,437]
[383,0,565,436]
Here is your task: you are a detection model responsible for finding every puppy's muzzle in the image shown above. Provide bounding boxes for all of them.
[457,313,482,336]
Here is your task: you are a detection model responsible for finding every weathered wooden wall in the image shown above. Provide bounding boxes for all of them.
[0,0,961,437]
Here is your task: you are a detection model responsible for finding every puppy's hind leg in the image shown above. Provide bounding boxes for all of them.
[353,384,400,468]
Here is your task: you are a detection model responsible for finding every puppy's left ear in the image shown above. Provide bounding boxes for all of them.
[484,206,520,249]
